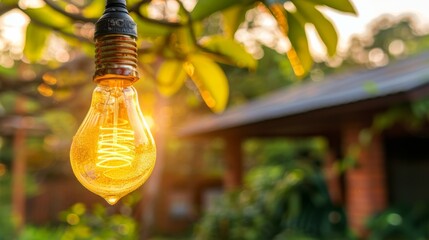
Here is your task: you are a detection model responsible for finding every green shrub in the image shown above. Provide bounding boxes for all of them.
[194,158,352,240]
[57,202,138,240]
[367,203,429,240]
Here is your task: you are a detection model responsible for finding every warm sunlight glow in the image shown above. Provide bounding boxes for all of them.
[97,125,135,169]
[42,73,58,85]
[144,115,155,130]
[0,10,28,42]
[0,9,29,66]
[18,0,45,9]
[2,11,27,27]
[388,39,406,56]
[236,9,288,59]
[37,83,54,97]
[148,0,180,21]
[368,48,388,67]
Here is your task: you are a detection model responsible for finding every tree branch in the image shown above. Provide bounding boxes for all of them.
[0,3,18,15]
[43,0,97,23]
[27,14,92,43]
[133,10,183,28]
[128,0,152,13]
[175,0,237,66]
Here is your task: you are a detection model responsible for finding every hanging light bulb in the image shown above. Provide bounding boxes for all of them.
[70,0,156,205]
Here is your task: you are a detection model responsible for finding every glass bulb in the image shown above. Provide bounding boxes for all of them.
[70,78,156,205]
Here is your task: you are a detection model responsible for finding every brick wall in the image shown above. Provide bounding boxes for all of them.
[342,122,388,235]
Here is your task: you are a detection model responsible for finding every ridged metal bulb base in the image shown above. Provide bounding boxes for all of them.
[94,34,139,82]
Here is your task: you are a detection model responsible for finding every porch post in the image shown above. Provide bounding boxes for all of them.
[12,97,27,234]
[342,122,388,235]
[223,135,243,190]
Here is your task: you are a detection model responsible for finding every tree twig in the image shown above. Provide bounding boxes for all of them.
[175,0,237,65]
[128,0,152,13]
[26,13,92,43]
[43,0,98,23]
[0,3,18,15]
[133,10,183,28]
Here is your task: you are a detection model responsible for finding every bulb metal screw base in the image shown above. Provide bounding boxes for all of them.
[94,34,139,82]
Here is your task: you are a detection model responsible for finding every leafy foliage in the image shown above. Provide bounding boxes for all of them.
[0,176,15,240]
[7,200,140,240]
[0,173,41,240]
[194,140,352,239]
[56,202,138,240]
[0,160,139,239]
[0,0,356,112]
[304,0,355,13]
[286,10,312,77]
[293,0,337,57]
[24,22,50,62]
[156,59,187,96]
[185,54,229,113]
[227,47,297,106]
[367,203,429,240]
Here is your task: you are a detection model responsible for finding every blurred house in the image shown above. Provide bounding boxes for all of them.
[179,52,429,236]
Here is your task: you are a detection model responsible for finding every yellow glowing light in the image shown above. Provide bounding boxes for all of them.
[97,126,135,169]
[66,213,80,225]
[144,115,155,130]
[0,9,29,67]
[42,73,57,85]
[70,79,156,205]
[37,83,54,97]
[18,0,45,9]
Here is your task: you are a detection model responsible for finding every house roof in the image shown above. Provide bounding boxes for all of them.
[179,52,429,137]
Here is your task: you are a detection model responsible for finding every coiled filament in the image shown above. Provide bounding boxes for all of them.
[97,123,135,169]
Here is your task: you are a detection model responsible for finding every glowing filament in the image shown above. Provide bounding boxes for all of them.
[97,125,135,169]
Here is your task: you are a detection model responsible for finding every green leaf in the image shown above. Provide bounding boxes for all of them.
[156,59,187,96]
[287,192,301,219]
[292,0,338,56]
[0,65,17,77]
[62,35,94,56]
[24,6,71,29]
[127,0,142,6]
[185,54,229,113]
[304,0,356,14]
[191,0,240,21]
[138,21,173,37]
[222,4,251,38]
[24,22,50,62]
[201,35,257,70]
[130,4,176,37]
[130,13,172,37]
[1,0,16,5]
[173,26,198,55]
[286,11,313,77]
[82,0,104,18]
